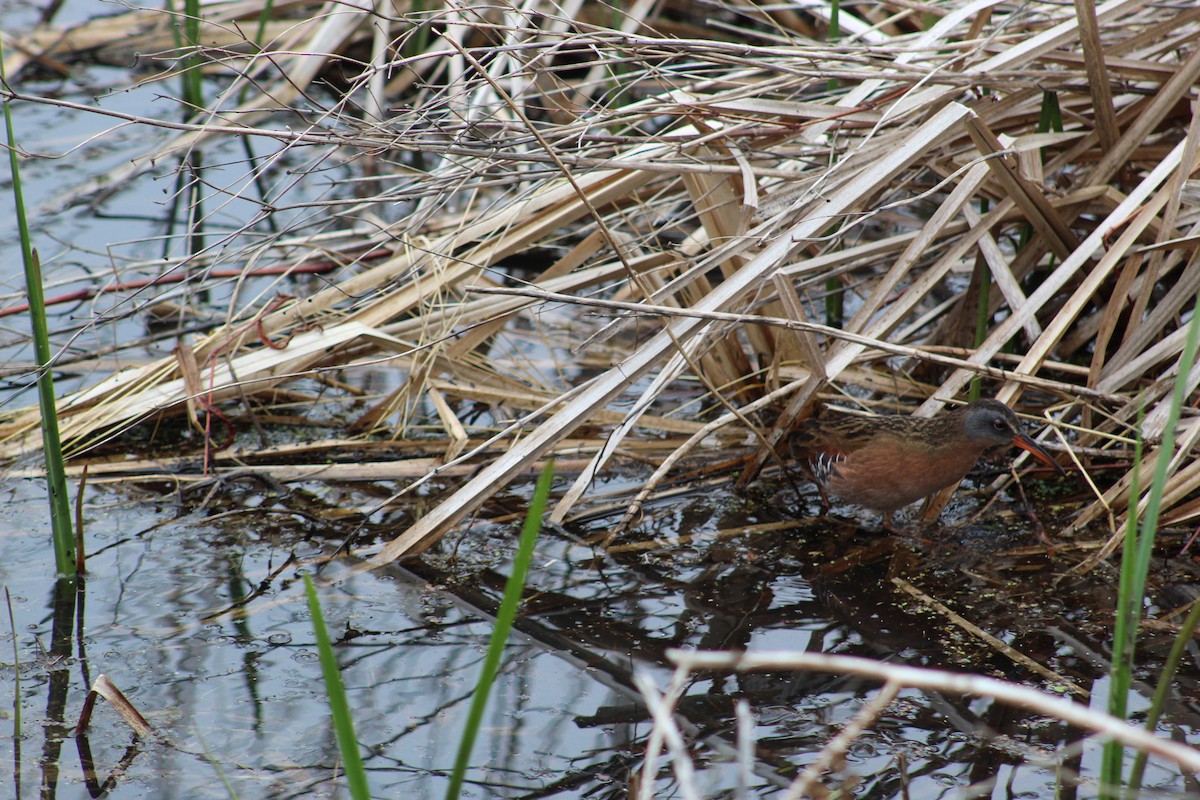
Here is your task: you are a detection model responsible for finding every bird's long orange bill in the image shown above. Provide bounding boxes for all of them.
[1012,433,1064,474]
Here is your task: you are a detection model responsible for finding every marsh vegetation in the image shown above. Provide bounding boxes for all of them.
[3,0,1200,797]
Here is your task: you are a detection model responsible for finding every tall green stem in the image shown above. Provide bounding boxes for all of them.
[0,39,75,576]
[1102,294,1200,797]
[446,462,555,800]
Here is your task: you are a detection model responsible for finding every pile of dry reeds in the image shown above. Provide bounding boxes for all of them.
[2,0,1199,562]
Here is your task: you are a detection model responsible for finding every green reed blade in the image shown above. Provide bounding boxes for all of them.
[1125,599,1200,797]
[6,587,19,742]
[305,575,370,800]
[445,461,555,800]
[0,39,75,576]
[1103,293,1200,798]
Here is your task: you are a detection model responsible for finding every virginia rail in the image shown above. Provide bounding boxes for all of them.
[790,399,1062,529]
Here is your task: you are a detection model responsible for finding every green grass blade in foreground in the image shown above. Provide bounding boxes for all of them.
[1102,430,1141,797]
[1125,598,1200,797]
[0,40,76,576]
[445,461,555,800]
[1102,293,1200,798]
[305,575,369,800]
[6,587,19,742]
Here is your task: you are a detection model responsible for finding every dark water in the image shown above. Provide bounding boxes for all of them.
[3,3,1200,799]
[5,467,1200,799]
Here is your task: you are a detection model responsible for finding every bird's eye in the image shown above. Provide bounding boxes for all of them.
[993,419,1006,430]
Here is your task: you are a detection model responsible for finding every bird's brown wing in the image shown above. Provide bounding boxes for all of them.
[790,414,916,458]
[787,417,869,491]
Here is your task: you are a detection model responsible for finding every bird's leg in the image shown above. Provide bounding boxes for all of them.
[796,463,832,516]
[814,481,832,515]
[881,511,899,533]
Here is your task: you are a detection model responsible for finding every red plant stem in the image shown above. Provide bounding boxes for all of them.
[0,247,392,318]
